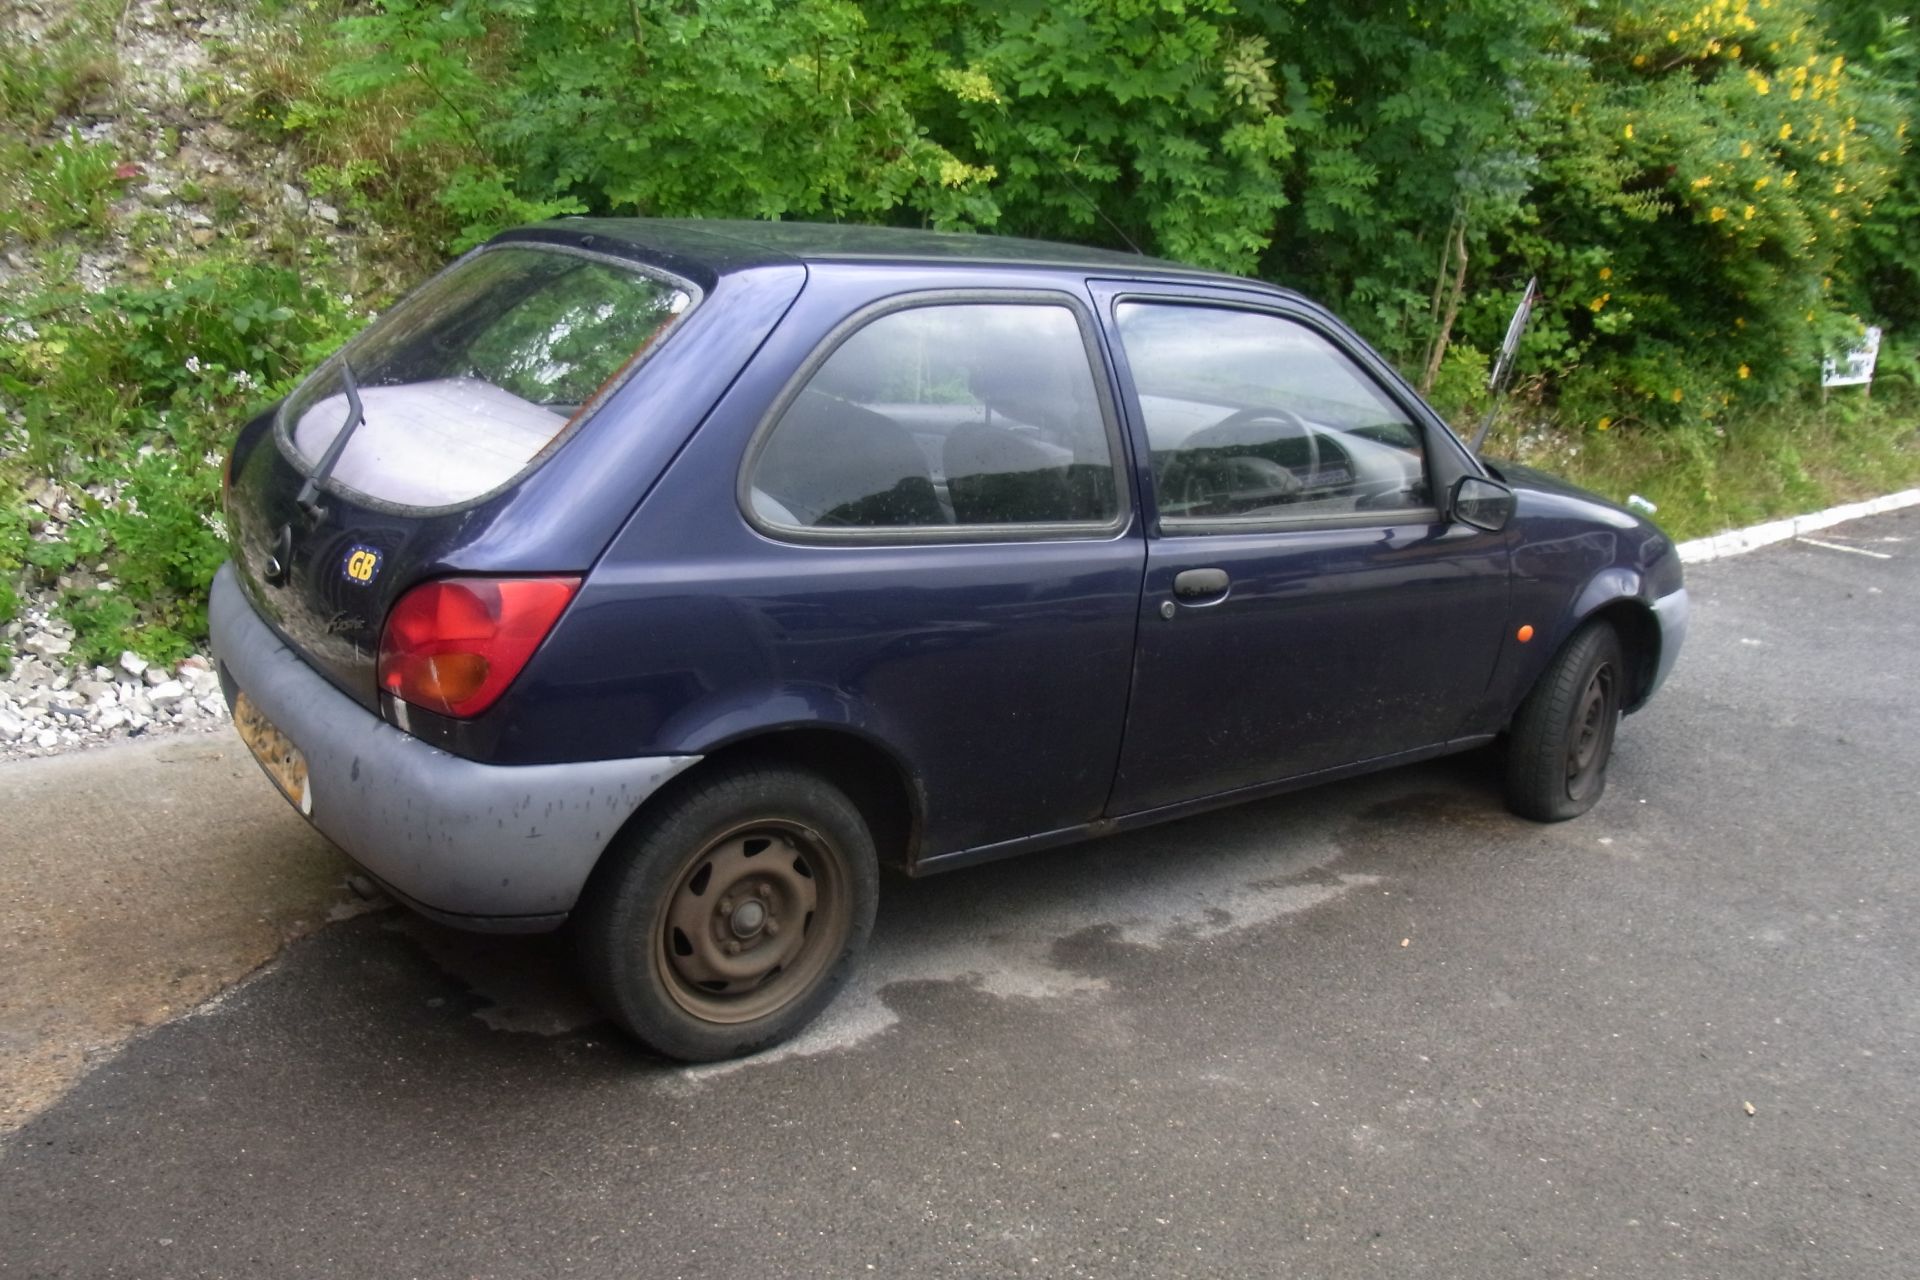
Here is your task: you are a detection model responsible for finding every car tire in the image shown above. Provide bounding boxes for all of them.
[1504,619,1625,822]
[574,763,878,1062]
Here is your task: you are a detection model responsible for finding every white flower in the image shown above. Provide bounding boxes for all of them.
[184,355,203,374]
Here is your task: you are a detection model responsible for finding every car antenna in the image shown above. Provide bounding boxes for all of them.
[295,358,364,519]
[1469,277,1537,454]
[1057,157,1146,256]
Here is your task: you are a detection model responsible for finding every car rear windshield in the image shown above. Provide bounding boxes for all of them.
[282,245,693,509]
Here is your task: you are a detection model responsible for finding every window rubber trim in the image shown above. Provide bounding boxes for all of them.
[271,241,704,520]
[737,288,1135,546]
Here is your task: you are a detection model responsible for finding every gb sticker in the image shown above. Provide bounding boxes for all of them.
[342,544,382,586]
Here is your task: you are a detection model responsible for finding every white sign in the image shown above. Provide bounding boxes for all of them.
[1823,326,1882,388]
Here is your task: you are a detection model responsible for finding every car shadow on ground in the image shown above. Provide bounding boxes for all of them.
[373,747,1515,1072]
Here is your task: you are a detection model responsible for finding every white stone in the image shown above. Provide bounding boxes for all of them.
[148,680,187,705]
[119,650,149,676]
[21,633,71,658]
[35,729,58,748]
[143,665,170,686]
[0,709,23,740]
[97,708,130,731]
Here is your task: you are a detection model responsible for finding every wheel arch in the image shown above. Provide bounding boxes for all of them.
[629,726,924,874]
[1576,596,1662,713]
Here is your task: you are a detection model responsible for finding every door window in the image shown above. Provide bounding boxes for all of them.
[1114,303,1431,523]
[748,301,1120,532]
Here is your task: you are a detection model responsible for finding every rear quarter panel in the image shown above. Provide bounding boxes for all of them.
[496,262,1148,859]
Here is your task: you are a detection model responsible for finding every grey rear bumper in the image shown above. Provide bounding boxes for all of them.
[208,563,697,930]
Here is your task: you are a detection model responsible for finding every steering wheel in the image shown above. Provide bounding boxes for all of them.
[1157,406,1321,517]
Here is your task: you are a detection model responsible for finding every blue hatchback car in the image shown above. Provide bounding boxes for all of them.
[213,219,1687,1059]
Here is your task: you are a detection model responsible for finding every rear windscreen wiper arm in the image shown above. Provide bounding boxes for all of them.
[295,359,364,518]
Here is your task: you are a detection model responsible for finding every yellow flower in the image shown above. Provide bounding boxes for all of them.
[1692,175,1714,189]
[1709,206,1727,222]
[1744,205,1756,220]
[1633,53,1648,67]
[1589,294,1611,312]
[1830,207,1842,219]
[1735,316,1746,329]
[1597,416,1612,432]
[1730,44,1742,58]
[1738,364,1751,379]
[1670,388,1685,403]
[1624,123,1635,140]
[1667,28,1679,42]
[1779,123,1792,140]
[1598,267,1613,281]
[1740,141,1754,158]
[1832,55,1845,75]
[1754,176,1771,189]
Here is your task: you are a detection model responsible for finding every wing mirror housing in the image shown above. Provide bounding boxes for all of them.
[1451,475,1515,533]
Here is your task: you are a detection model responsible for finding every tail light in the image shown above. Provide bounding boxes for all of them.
[378,576,580,719]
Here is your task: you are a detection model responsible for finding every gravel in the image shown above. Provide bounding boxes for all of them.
[3,0,367,764]
[1,606,228,761]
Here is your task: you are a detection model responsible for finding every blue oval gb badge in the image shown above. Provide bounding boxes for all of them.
[341,544,382,586]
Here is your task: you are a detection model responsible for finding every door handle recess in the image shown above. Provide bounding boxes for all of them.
[1172,568,1230,601]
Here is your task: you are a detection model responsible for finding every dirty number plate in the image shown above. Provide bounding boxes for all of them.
[234,692,312,816]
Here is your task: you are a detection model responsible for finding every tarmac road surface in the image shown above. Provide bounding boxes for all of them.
[1,508,1915,1278]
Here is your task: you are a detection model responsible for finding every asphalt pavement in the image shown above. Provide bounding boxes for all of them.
[1,509,1915,1279]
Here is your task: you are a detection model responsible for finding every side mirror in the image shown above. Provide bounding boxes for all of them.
[1451,475,1515,533]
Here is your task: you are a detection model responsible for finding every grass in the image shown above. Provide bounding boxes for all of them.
[0,129,127,246]
[1505,397,1920,542]
[0,0,1914,667]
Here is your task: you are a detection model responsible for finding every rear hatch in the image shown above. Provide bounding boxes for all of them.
[224,242,697,716]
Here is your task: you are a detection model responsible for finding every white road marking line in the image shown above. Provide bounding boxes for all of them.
[1796,536,1893,559]
[1677,487,1920,564]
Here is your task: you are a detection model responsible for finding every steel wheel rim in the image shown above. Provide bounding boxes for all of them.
[652,819,851,1025]
[1565,662,1617,797]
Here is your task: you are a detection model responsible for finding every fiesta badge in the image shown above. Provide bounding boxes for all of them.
[342,544,382,586]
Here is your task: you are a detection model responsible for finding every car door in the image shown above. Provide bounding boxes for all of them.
[1094,283,1512,816]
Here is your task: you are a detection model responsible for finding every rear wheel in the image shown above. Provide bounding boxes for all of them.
[1504,620,1624,822]
[576,764,878,1061]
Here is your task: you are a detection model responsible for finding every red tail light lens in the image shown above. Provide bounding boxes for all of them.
[377,576,580,719]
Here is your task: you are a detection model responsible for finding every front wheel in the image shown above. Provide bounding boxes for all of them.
[1504,620,1624,822]
[575,763,878,1061]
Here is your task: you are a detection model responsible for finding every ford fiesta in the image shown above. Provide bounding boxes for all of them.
[212,219,1688,1060]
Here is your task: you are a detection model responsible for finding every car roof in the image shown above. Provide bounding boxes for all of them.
[496,217,1253,288]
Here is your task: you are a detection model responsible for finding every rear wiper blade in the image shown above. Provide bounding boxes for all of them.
[296,359,364,518]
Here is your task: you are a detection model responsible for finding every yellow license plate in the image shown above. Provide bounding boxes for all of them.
[234,692,311,816]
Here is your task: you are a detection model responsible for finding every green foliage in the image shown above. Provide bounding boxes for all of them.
[0,18,117,132]
[0,130,127,246]
[0,253,359,659]
[2,0,1916,667]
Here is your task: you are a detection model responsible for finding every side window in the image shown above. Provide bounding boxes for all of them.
[1114,302,1431,523]
[748,302,1119,531]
